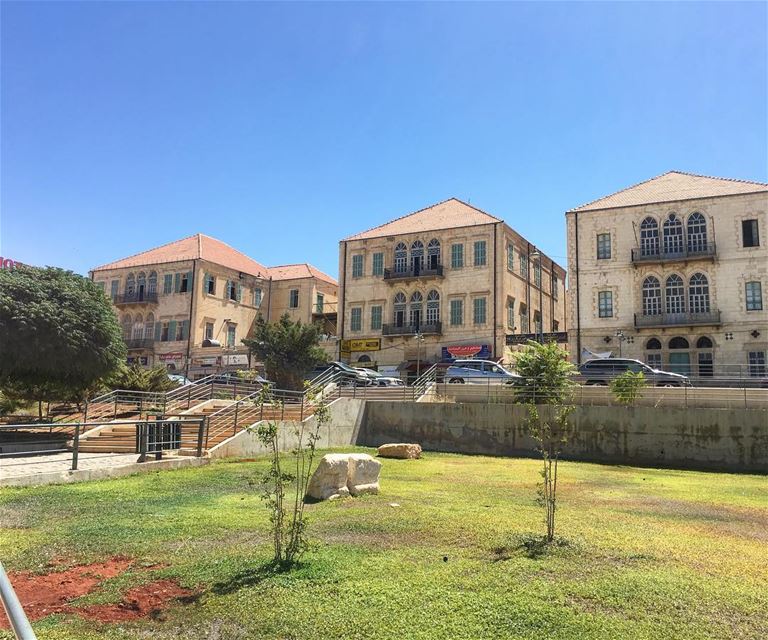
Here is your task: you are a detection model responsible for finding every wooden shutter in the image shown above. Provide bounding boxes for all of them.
[174,274,181,293]
[237,284,243,302]
[154,322,162,341]
[168,320,177,341]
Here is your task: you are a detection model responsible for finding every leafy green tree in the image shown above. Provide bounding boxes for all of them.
[0,265,126,415]
[107,362,179,393]
[610,370,646,406]
[513,341,576,544]
[242,313,327,390]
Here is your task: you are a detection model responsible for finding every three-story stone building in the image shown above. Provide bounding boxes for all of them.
[566,171,768,379]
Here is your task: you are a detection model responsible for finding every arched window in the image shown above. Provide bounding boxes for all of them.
[669,336,689,349]
[696,336,713,349]
[357,354,372,363]
[640,217,660,257]
[646,338,662,350]
[121,314,132,339]
[393,292,406,326]
[686,212,707,253]
[427,239,441,270]
[426,290,440,324]
[410,291,423,327]
[696,336,714,377]
[411,240,424,273]
[125,273,135,296]
[132,313,144,340]
[688,273,710,314]
[394,243,407,274]
[144,312,155,340]
[148,271,158,294]
[642,276,661,316]
[645,337,662,368]
[665,274,685,314]
[663,213,684,256]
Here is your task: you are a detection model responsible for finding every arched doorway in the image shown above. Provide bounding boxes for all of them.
[696,336,714,378]
[668,336,690,375]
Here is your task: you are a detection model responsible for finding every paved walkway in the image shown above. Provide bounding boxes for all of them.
[1,452,139,484]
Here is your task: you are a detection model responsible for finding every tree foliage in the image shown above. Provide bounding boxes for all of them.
[107,362,179,393]
[0,265,126,404]
[610,370,645,406]
[513,340,576,404]
[242,313,327,390]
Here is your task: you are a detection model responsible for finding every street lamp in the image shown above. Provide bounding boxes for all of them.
[530,249,543,343]
[415,332,425,380]
[615,330,626,358]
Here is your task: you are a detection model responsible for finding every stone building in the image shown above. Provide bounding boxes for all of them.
[91,234,338,377]
[566,171,768,378]
[338,198,567,376]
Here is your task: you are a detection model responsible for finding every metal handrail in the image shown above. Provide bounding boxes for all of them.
[0,561,36,639]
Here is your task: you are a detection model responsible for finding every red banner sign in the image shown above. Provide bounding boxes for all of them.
[158,352,184,361]
[0,257,19,270]
[446,345,484,358]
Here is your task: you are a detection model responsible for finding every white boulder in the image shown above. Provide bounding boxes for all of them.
[347,453,382,496]
[377,443,422,460]
[306,453,382,501]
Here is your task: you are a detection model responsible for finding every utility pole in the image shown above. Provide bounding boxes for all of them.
[531,249,544,343]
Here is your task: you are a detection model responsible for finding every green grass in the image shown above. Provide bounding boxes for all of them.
[1,450,766,639]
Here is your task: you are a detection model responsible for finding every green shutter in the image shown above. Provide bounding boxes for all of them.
[203,274,208,294]
[168,320,177,341]
[180,320,189,340]
[174,273,181,293]
[154,322,162,341]
[186,272,193,290]
[237,284,243,302]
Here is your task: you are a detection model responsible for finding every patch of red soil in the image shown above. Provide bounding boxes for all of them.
[81,580,195,622]
[0,557,195,628]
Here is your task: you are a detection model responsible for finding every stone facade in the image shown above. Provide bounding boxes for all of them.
[337,199,567,374]
[566,172,768,379]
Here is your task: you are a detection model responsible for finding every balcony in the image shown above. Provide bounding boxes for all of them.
[312,301,339,315]
[113,292,159,306]
[382,322,442,336]
[630,242,716,265]
[383,265,444,281]
[125,338,156,350]
[634,310,721,328]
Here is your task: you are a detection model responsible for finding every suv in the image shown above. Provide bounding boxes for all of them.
[444,359,521,385]
[576,358,690,387]
[309,361,370,386]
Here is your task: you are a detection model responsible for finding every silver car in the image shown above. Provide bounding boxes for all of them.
[444,359,521,384]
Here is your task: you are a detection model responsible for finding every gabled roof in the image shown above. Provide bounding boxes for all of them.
[92,233,270,278]
[343,198,502,241]
[269,263,338,287]
[568,171,768,213]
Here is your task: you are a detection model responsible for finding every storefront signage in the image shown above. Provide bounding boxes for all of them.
[506,332,568,345]
[158,352,184,362]
[341,338,381,352]
[441,344,492,361]
[223,354,249,366]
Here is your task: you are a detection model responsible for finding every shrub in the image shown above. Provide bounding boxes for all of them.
[610,370,645,406]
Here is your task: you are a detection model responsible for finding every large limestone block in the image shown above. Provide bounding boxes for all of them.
[306,454,351,500]
[347,453,382,496]
[377,443,422,460]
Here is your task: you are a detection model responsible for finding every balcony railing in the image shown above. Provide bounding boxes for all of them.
[125,338,156,350]
[634,310,721,328]
[631,242,716,264]
[383,265,444,281]
[113,292,159,305]
[313,301,339,315]
[382,322,442,336]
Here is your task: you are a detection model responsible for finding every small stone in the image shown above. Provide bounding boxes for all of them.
[377,443,422,460]
[389,503,401,508]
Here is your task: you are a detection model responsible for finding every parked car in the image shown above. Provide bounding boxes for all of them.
[373,377,405,387]
[444,359,522,385]
[211,371,272,386]
[309,361,370,386]
[575,358,690,387]
[167,374,193,386]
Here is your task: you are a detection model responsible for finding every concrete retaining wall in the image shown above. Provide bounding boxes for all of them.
[210,398,365,458]
[358,401,768,473]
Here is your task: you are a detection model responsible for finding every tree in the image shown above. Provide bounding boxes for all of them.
[0,265,126,414]
[514,341,576,544]
[242,313,327,390]
[107,362,179,393]
[610,370,645,406]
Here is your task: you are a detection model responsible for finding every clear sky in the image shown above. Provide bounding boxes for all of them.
[2,1,766,278]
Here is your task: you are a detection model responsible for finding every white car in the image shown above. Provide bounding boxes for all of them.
[373,377,405,387]
[444,359,521,385]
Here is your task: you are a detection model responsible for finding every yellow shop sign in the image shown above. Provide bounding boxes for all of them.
[341,339,381,352]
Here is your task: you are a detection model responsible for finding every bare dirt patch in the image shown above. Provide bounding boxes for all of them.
[0,557,195,628]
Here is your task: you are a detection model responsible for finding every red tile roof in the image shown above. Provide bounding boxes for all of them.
[343,198,502,241]
[92,233,270,278]
[568,171,768,212]
[269,263,338,287]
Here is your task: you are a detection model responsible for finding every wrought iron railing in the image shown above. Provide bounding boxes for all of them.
[382,322,442,336]
[634,310,721,328]
[125,338,155,350]
[113,292,159,305]
[631,242,716,263]
[383,265,444,280]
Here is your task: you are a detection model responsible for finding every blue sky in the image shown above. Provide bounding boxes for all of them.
[2,1,766,278]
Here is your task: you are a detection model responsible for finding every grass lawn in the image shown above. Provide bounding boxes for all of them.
[0,449,766,639]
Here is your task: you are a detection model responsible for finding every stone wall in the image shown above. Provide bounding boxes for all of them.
[358,401,768,473]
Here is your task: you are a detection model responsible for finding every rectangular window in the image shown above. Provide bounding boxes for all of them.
[533,311,542,335]
[352,255,364,278]
[226,281,237,301]
[160,322,170,342]
[179,272,190,293]
[534,263,541,287]
[552,274,559,300]
[742,219,760,247]
[350,307,362,332]
[226,324,236,347]
[254,288,263,307]
[289,289,299,308]
[205,322,214,340]
[450,299,463,326]
[111,280,120,300]
[473,297,487,325]
[646,352,662,368]
[520,255,529,278]
[163,274,173,294]
[597,233,611,259]
[95,281,106,293]
[315,293,324,313]
[205,274,215,295]
[370,305,382,330]
[507,299,515,330]
[519,304,529,333]
[507,245,514,271]
[473,241,487,267]
[748,351,766,377]
[746,281,763,311]
[451,244,464,269]
[372,253,384,276]
[175,320,187,342]
[598,291,613,318]
[553,320,559,331]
